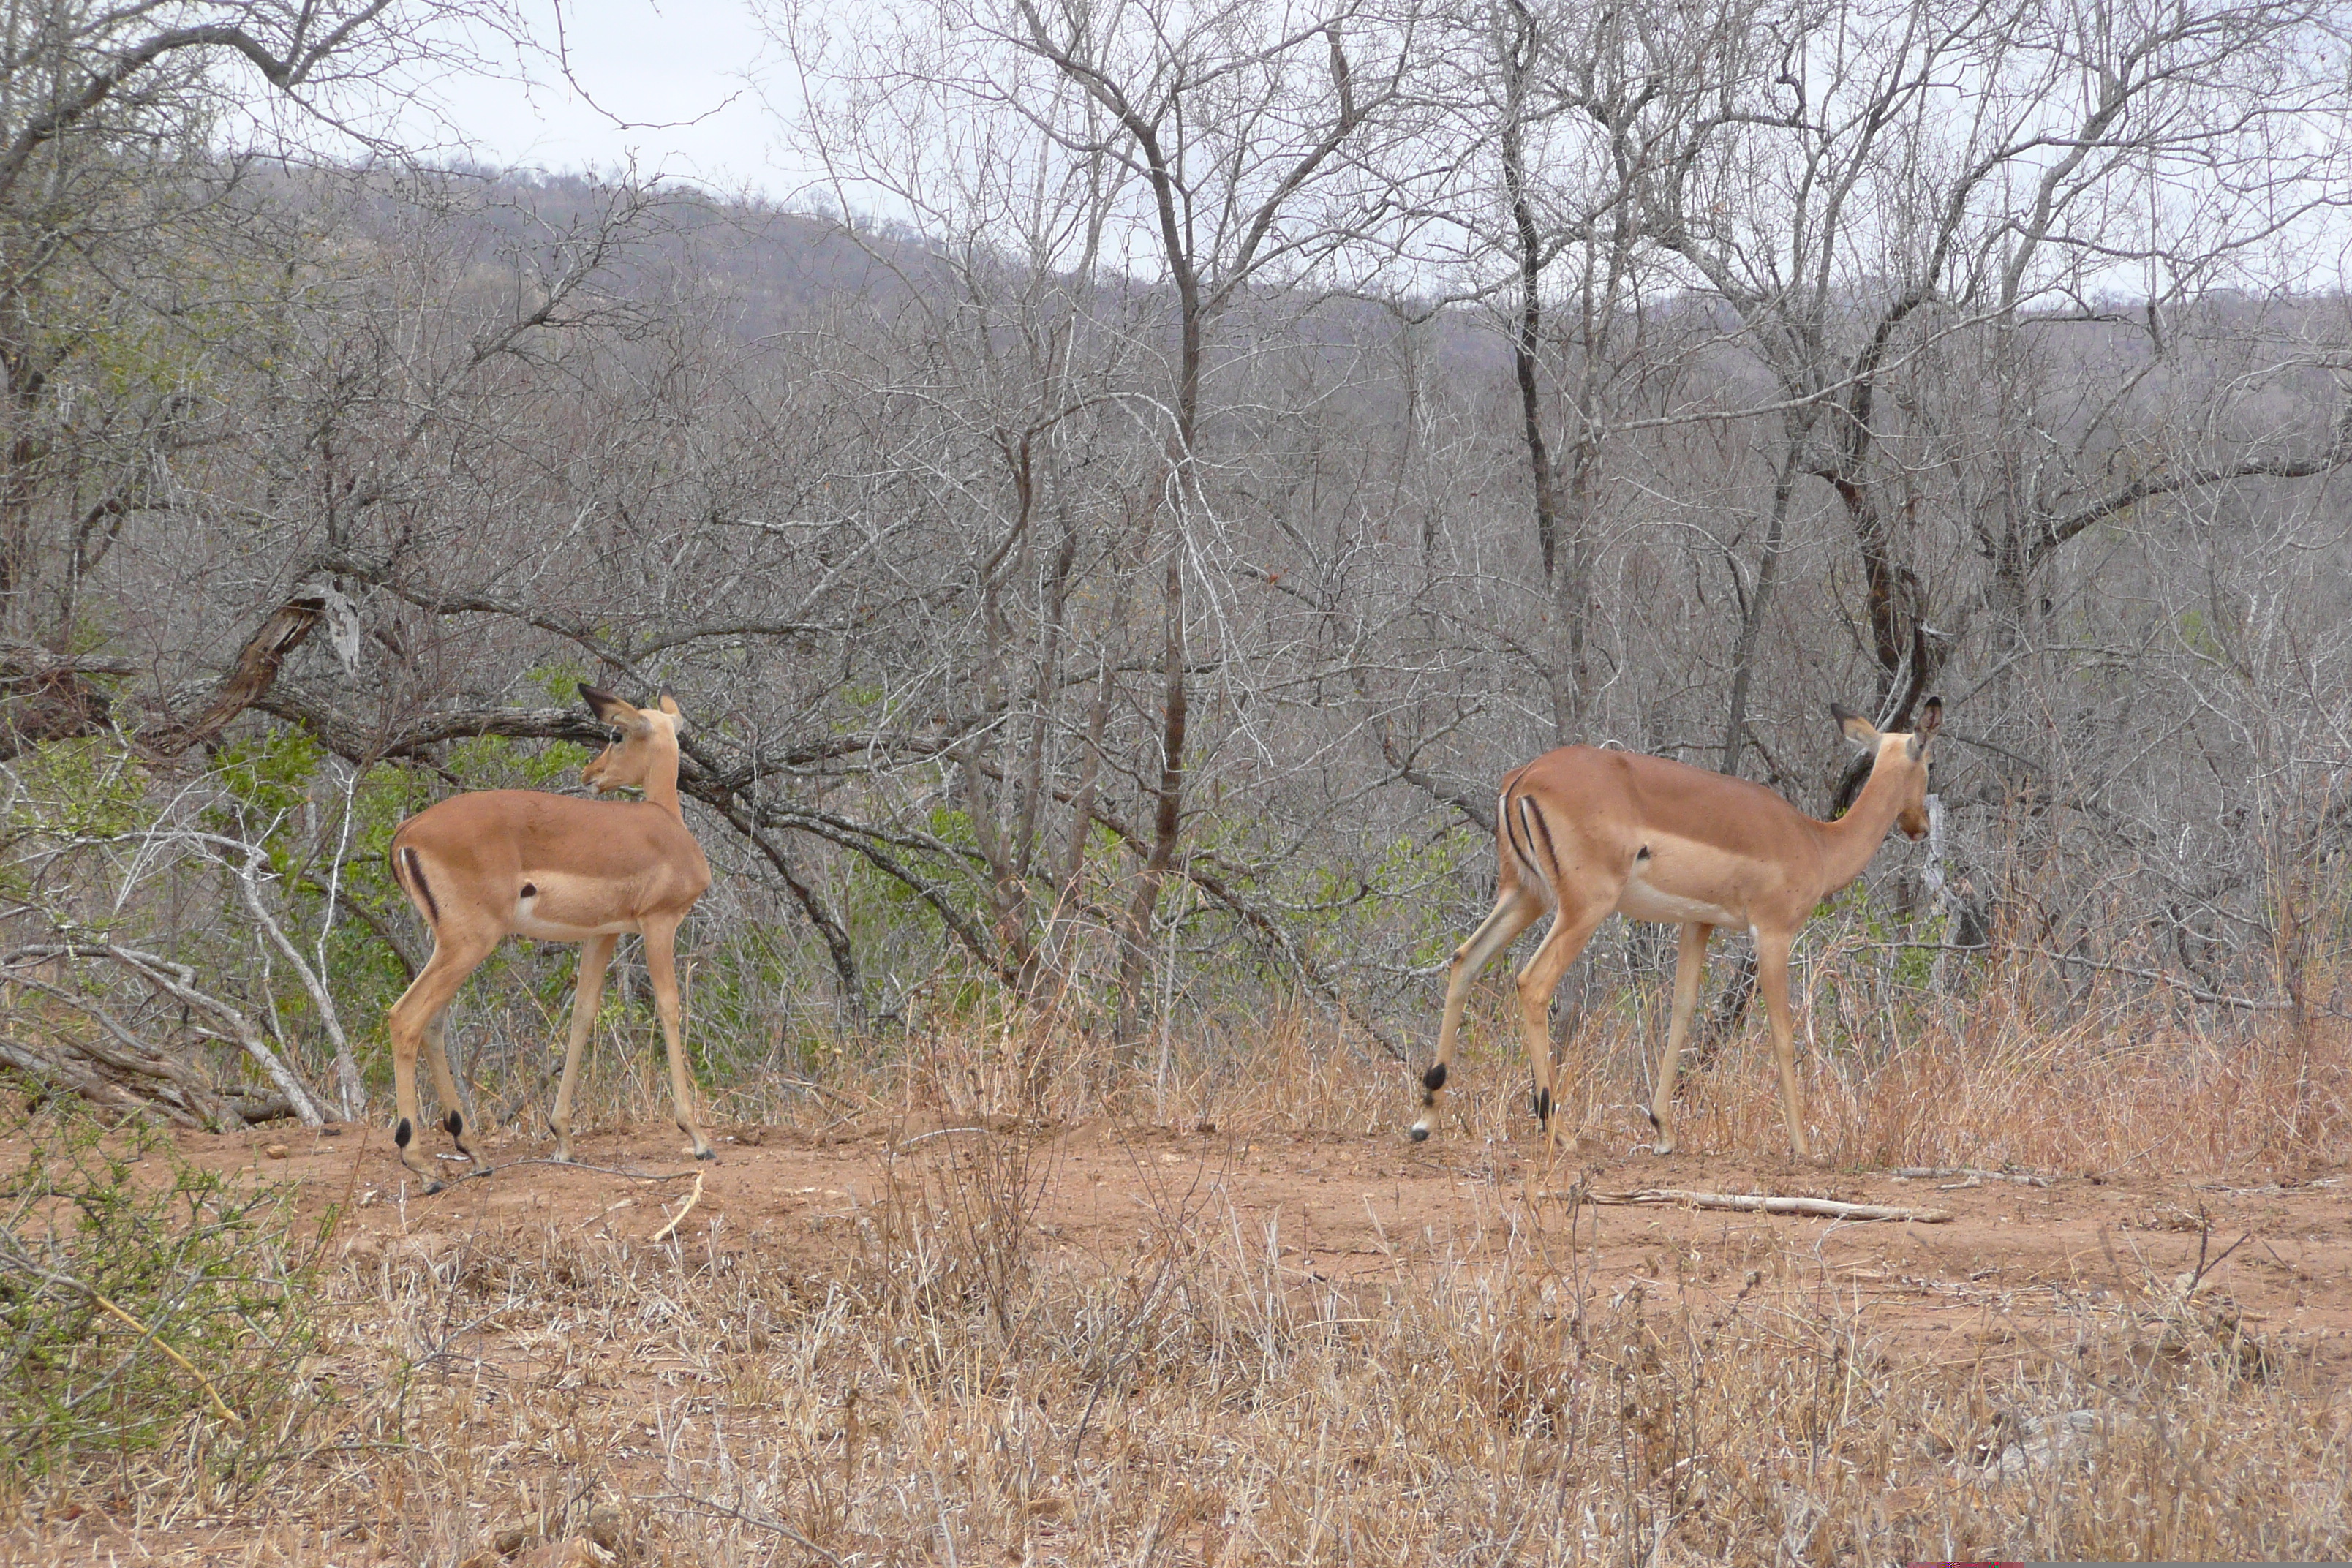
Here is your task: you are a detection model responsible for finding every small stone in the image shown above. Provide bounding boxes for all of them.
[1982,1407,2146,1480]
[263,1143,291,1159]
[584,1507,631,1554]
[393,1231,453,1267]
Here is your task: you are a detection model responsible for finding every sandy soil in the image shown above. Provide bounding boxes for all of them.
[11,1113,2347,1564]
[211,1113,2352,1388]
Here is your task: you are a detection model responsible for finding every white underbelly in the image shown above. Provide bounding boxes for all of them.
[1615,878,1741,927]
[513,913,641,943]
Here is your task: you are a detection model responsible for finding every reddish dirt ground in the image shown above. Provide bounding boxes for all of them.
[10,1114,2348,1563]
[198,1113,2352,1388]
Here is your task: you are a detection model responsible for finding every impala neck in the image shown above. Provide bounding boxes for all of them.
[644,731,685,821]
[1810,744,1909,895]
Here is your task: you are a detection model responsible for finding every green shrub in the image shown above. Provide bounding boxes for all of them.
[0,1110,325,1481]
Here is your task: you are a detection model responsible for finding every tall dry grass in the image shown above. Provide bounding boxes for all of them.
[537,957,2348,1178]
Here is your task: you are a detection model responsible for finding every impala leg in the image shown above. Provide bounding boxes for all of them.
[420,1011,482,1171]
[1512,905,1607,1161]
[549,933,618,1164]
[1644,922,1713,1156]
[386,932,496,1192]
[643,916,716,1162]
[1411,887,1542,1142]
[1754,927,1811,1158]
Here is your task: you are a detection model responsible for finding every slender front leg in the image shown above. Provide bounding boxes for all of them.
[1644,922,1713,1156]
[1512,905,1607,1157]
[1753,927,1810,1157]
[641,916,716,1161]
[1411,887,1542,1141]
[549,932,618,1164]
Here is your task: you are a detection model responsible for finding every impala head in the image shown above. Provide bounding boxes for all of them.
[1832,696,1942,839]
[580,684,685,794]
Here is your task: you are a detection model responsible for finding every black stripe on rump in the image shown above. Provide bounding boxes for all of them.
[402,846,440,925]
[1520,794,1563,885]
[1501,792,1542,883]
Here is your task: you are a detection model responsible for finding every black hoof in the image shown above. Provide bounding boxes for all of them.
[421,1179,444,1196]
[695,1147,718,1162]
[1408,1126,1431,1142]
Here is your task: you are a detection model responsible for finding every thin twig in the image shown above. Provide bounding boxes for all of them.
[407,1156,702,1191]
[654,1493,845,1564]
[895,1126,992,1150]
[652,1171,706,1243]
[87,1290,246,1430]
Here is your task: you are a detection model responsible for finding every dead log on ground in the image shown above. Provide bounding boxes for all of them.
[1561,1188,1955,1224]
[2,946,326,1126]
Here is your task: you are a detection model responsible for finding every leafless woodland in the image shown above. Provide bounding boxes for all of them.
[1,0,2349,1134]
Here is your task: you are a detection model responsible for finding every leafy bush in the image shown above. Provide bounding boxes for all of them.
[0,1110,325,1481]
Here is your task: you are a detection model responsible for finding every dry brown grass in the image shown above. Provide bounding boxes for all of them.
[687,976,2345,1179]
[4,981,2348,1564]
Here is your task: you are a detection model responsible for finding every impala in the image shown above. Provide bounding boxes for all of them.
[384,685,715,1190]
[1410,699,1941,1158]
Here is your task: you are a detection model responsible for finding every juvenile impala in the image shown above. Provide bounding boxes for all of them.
[384,685,715,1190]
[1411,699,1941,1158]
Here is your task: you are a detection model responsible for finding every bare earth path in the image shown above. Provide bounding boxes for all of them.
[230,1116,2352,1385]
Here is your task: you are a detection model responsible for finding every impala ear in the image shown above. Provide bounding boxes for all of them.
[658,694,682,720]
[1831,703,1879,749]
[580,683,649,736]
[1907,696,1942,760]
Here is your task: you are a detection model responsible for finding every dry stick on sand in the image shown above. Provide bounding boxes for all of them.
[652,1171,705,1242]
[1557,1188,1956,1224]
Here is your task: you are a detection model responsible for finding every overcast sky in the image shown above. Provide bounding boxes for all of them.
[393,1,2347,296]
[423,0,796,195]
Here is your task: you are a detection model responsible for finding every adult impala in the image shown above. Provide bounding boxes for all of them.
[384,685,715,1190]
[1410,698,1941,1158]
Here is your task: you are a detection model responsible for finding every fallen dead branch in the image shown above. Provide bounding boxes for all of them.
[1,943,325,1126]
[1562,1188,1956,1224]
[1893,1165,2054,1187]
